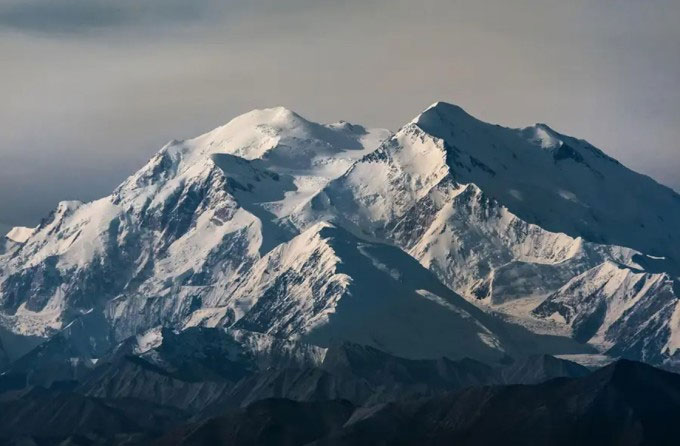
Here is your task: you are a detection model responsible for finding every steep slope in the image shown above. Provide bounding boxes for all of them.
[292,102,680,365]
[1,102,679,369]
[0,108,389,343]
[293,110,646,302]
[413,102,680,262]
[186,222,592,362]
[188,222,519,361]
[534,261,680,365]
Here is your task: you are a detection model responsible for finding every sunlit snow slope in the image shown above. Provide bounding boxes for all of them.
[1,103,679,367]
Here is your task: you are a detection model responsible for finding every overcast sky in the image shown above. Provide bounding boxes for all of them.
[1,0,679,233]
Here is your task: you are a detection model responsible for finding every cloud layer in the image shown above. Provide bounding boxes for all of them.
[0,0,222,33]
[1,0,679,230]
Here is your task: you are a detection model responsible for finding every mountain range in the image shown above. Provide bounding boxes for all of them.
[1,102,680,444]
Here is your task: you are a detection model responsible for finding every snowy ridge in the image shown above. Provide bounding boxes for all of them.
[187,222,582,361]
[534,261,680,364]
[1,102,679,369]
[414,102,680,261]
[293,113,643,304]
[288,102,680,364]
[129,325,327,371]
[0,107,388,341]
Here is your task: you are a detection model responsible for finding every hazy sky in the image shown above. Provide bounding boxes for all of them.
[1,0,679,233]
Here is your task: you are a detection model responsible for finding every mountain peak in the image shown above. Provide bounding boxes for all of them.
[190,106,311,155]
[229,106,307,128]
[425,101,469,114]
[412,101,480,129]
[525,123,563,149]
[181,106,388,165]
[3,101,680,380]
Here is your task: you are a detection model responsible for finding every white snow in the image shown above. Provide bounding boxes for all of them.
[1,102,679,368]
[665,302,680,356]
[5,226,35,243]
[134,326,164,354]
[529,124,563,149]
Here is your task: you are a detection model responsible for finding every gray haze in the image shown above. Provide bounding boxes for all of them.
[1,0,679,231]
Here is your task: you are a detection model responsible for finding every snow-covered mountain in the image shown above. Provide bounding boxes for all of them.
[186,222,530,362]
[291,102,680,366]
[1,102,679,369]
[0,107,389,341]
